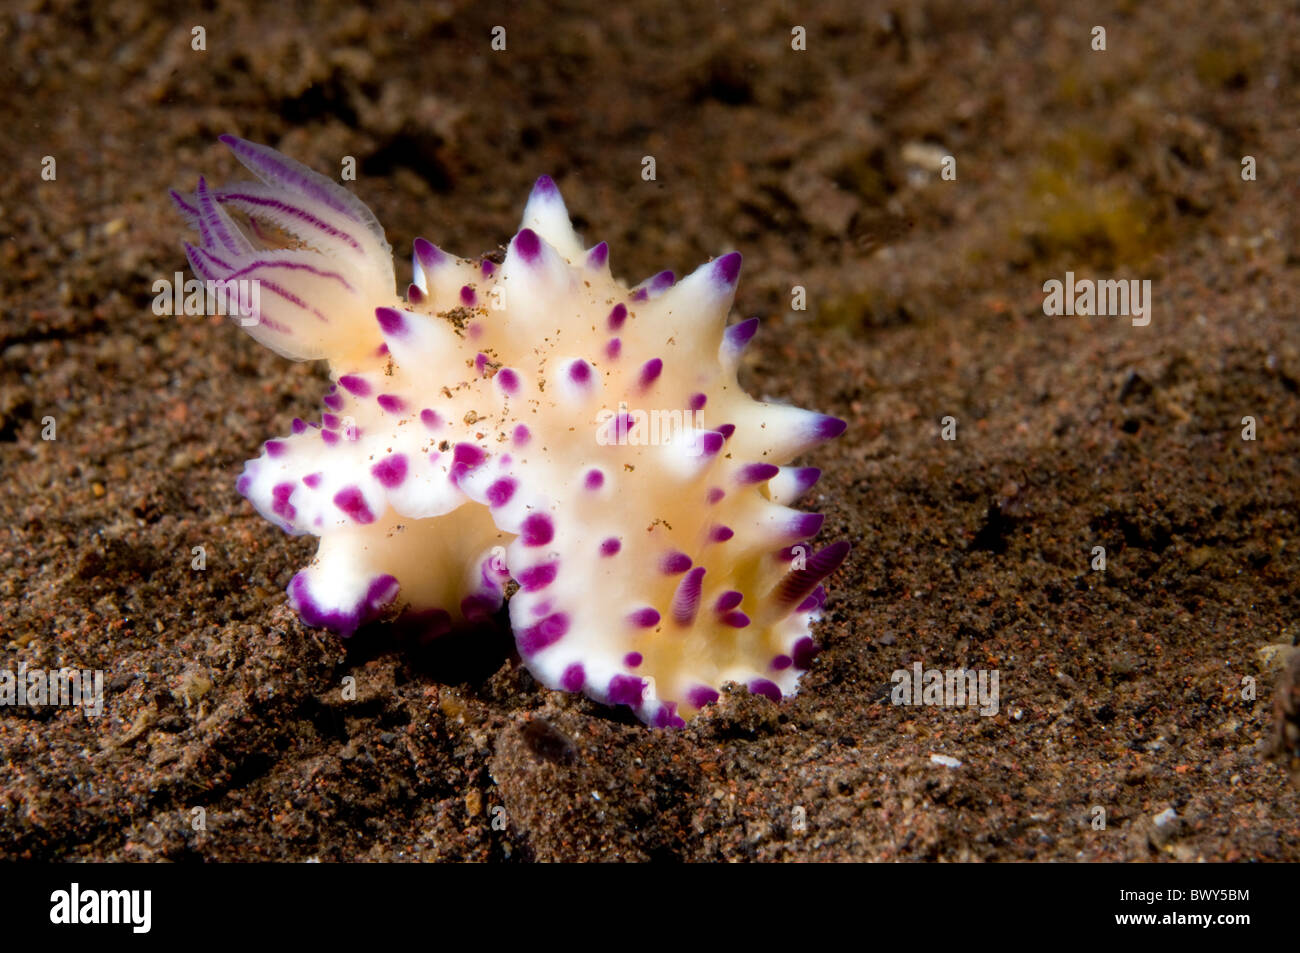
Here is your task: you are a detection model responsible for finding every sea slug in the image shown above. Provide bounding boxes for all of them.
[173,136,849,726]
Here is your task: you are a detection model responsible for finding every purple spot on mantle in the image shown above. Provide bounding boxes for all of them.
[748,678,782,703]
[420,408,442,430]
[607,303,627,330]
[607,674,645,707]
[698,431,725,456]
[687,686,720,709]
[303,472,322,488]
[453,443,486,467]
[333,486,375,524]
[371,454,408,488]
[519,612,569,654]
[561,663,585,692]
[264,440,287,458]
[624,652,643,668]
[497,368,520,394]
[718,423,736,439]
[338,374,370,397]
[660,550,692,574]
[321,429,339,446]
[521,513,554,546]
[587,242,608,269]
[688,392,707,411]
[584,469,604,491]
[291,418,307,435]
[792,637,820,670]
[638,357,663,390]
[323,393,343,411]
[323,413,340,429]
[600,537,621,556]
[652,702,685,729]
[709,524,735,543]
[606,337,621,359]
[514,228,541,264]
[771,655,793,671]
[486,478,516,508]
[568,359,592,385]
[628,607,660,628]
[518,562,557,591]
[609,412,636,442]
[271,482,296,522]
[377,394,406,413]
[715,591,743,612]
[450,443,486,484]
[287,571,398,637]
[513,424,531,446]
[460,285,477,307]
[721,610,750,628]
[706,487,725,504]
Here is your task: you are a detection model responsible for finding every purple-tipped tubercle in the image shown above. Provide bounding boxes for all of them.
[724,317,759,353]
[660,550,693,575]
[712,251,742,286]
[514,228,541,264]
[638,358,663,390]
[414,237,445,271]
[738,463,780,485]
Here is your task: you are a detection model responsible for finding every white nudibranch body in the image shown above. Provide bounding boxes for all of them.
[174,136,849,726]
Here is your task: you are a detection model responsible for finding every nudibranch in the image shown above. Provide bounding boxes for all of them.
[173,136,849,726]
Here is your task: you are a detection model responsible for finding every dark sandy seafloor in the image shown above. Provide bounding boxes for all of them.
[1,0,1298,862]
